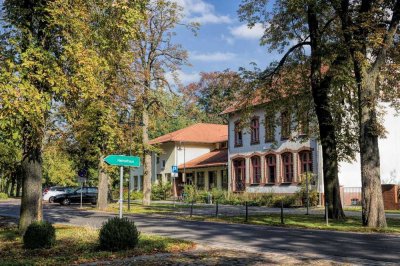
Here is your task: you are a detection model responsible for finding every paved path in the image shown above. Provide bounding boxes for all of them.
[135,200,400,219]
[1,200,400,264]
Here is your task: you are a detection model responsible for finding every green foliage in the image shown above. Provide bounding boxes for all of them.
[151,181,172,200]
[182,184,198,203]
[180,70,242,124]
[23,221,56,249]
[184,188,301,208]
[99,217,140,251]
[0,192,8,199]
[295,173,319,207]
[42,145,76,186]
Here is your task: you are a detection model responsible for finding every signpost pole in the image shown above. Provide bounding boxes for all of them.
[119,166,123,218]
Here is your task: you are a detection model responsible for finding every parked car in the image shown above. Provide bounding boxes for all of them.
[53,187,98,206]
[43,186,75,203]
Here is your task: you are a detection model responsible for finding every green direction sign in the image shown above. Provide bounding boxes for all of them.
[104,155,141,167]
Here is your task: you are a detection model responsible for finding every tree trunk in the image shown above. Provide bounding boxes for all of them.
[359,75,387,227]
[142,108,152,206]
[97,156,109,211]
[16,170,22,197]
[19,146,43,234]
[10,172,16,197]
[308,2,345,219]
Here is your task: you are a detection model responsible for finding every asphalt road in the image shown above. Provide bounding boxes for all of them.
[1,200,400,263]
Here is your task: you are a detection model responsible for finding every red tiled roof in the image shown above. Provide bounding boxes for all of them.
[178,149,228,169]
[149,123,228,145]
[221,66,327,115]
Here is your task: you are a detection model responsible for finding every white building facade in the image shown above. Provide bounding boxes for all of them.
[225,105,324,194]
[132,123,229,195]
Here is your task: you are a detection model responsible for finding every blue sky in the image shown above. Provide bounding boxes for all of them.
[169,0,279,85]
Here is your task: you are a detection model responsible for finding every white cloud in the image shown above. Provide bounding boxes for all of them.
[173,0,232,24]
[230,23,265,40]
[190,51,236,62]
[221,34,234,45]
[166,70,200,85]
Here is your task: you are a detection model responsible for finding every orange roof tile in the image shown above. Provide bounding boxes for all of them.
[178,149,228,169]
[149,123,228,145]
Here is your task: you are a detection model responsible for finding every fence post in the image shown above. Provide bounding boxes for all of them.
[306,174,309,215]
[325,200,329,226]
[280,200,284,224]
[215,200,219,218]
[245,201,248,222]
[190,200,194,217]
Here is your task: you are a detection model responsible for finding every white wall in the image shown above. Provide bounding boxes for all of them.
[228,106,323,193]
[175,143,215,166]
[339,105,400,187]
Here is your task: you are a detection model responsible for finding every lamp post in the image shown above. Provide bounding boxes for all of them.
[177,142,186,200]
[119,109,144,211]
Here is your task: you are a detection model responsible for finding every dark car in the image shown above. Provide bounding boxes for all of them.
[53,187,98,206]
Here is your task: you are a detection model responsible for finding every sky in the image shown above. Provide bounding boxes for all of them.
[168,0,279,85]
[169,0,400,188]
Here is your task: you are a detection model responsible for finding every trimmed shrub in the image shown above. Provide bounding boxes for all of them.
[23,221,56,249]
[99,217,140,251]
[151,181,172,200]
[272,195,298,208]
[0,192,8,199]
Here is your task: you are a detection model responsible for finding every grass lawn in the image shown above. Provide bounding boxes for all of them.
[344,206,400,214]
[100,202,208,215]
[182,213,400,234]
[0,223,194,266]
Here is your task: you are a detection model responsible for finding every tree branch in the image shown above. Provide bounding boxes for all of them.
[370,0,400,74]
[260,41,311,81]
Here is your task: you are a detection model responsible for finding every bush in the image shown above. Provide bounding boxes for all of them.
[122,190,143,200]
[272,195,298,208]
[296,173,319,207]
[23,221,56,249]
[99,217,140,251]
[0,192,8,199]
[151,181,172,200]
[182,184,197,203]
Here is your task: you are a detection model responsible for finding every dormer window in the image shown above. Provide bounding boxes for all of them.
[281,111,291,140]
[234,121,243,147]
[250,117,260,144]
[265,115,275,142]
[298,112,309,136]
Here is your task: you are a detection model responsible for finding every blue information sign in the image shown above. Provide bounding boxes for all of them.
[172,165,178,173]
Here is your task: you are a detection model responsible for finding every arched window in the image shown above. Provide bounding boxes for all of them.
[299,150,313,174]
[265,154,276,183]
[281,152,293,183]
[251,156,261,184]
[233,158,246,191]
[250,117,260,144]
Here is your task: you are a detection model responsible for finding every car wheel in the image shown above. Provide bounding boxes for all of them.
[62,198,71,206]
[49,197,55,203]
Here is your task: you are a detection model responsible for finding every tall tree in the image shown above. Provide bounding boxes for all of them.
[57,0,142,211]
[180,70,242,124]
[1,0,67,232]
[239,0,346,218]
[330,0,400,227]
[131,0,194,205]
